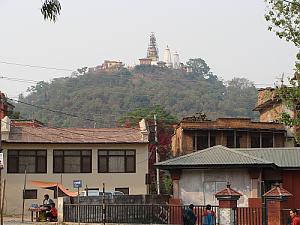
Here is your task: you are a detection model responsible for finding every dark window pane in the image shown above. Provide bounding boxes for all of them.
[36,156,47,173]
[64,156,80,173]
[115,188,129,194]
[99,157,108,172]
[197,135,208,150]
[226,133,234,148]
[37,151,46,156]
[98,150,108,156]
[210,136,216,147]
[19,151,36,156]
[126,150,135,156]
[109,151,125,156]
[54,151,63,156]
[64,151,80,156]
[8,151,18,156]
[53,157,63,173]
[82,157,91,173]
[82,150,91,156]
[262,133,273,148]
[7,157,18,173]
[126,156,135,173]
[109,156,125,172]
[251,133,260,148]
[19,156,35,173]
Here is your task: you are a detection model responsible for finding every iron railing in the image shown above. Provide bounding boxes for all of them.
[235,207,263,225]
[63,204,219,224]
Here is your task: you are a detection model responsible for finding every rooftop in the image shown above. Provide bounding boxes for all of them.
[3,126,148,144]
[177,117,285,131]
[156,145,300,170]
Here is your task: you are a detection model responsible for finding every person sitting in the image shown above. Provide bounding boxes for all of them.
[46,203,58,222]
[43,194,54,206]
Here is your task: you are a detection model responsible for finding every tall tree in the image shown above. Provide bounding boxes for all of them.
[41,0,61,22]
[186,58,211,77]
[265,0,300,142]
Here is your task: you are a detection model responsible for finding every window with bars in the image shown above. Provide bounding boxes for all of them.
[7,150,47,173]
[98,150,136,173]
[53,150,92,173]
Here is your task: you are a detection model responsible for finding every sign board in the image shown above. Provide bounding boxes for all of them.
[73,180,82,188]
[0,153,3,169]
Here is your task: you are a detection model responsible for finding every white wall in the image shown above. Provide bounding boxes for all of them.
[179,169,251,207]
[2,143,148,215]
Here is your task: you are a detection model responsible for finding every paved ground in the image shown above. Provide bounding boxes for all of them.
[4,216,58,225]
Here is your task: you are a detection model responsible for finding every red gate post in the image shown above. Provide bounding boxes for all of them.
[215,183,242,225]
[263,184,292,225]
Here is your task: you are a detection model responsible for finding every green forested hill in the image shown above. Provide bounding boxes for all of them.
[15,62,259,127]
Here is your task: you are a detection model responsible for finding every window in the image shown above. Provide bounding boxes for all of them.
[226,131,241,148]
[53,150,92,173]
[251,132,260,148]
[262,132,273,148]
[98,150,136,173]
[115,187,129,195]
[7,150,47,173]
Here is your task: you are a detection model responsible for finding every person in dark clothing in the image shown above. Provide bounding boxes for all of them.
[202,204,215,225]
[183,204,197,225]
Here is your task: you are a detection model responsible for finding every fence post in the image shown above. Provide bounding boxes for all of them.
[215,183,242,225]
[263,184,292,225]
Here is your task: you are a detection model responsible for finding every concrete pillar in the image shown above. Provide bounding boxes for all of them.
[170,170,181,199]
[57,197,64,223]
[263,184,292,225]
[215,184,242,225]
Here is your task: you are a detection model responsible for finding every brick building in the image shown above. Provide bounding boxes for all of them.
[172,117,286,156]
[253,87,296,146]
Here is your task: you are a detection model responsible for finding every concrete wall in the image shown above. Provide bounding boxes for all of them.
[1,143,148,215]
[178,169,251,207]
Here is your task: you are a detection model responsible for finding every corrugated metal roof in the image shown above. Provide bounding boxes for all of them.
[156,145,273,169]
[240,147,300,168]
[4,126,148,144]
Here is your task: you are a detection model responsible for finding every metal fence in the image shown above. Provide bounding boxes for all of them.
[235,207,263,225]
[63,204,219,224]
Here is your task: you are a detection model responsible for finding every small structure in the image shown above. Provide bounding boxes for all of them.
[139,58,152,65]
[215,183,242,225]
[99,60,124,71]
[263,184,292,225]
[163,45,172,68]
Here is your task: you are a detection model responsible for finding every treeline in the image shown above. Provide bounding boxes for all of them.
[15,58,258,127]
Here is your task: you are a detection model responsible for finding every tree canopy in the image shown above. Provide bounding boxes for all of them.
[265,0,300,142]
[15,63,258,128]
[41,0,61,22]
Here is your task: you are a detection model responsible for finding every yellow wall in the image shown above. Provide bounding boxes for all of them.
[1,143,148,215]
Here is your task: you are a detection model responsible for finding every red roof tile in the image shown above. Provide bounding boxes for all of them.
[263,186,292,197]
[215,184,242,197]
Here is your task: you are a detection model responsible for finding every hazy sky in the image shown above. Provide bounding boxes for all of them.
[0,0,298,98]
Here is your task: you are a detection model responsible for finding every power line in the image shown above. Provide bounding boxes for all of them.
[8,98,97,123]
[0,60,73,72]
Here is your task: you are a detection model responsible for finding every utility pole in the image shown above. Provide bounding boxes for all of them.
[154,114,160,195]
